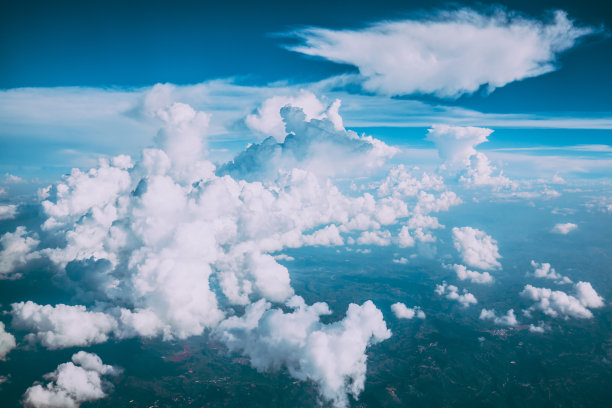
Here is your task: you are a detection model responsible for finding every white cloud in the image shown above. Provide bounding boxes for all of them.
[551,222,578,234]
[357,230,392,246]
[528,322,550,333]
[427,125,514,189]
[288,9,594,98]
[0,322,16,361]
[521,281,604,319]
[0,204,17,220]
[529,260,572,284]
[23,351,120,408]
[4,97,464,399]
[245,90,343,141]
[215,296,390,408]
[479,308,518,326]
[435,282,477,307]
[452,227,501,270]
[11,302,117,349]
[391,303,425,319]
[451,264,493,284]
[219,105,397,180]
[0,227,40,278]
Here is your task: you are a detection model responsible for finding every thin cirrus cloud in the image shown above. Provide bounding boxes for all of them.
[286,9,595,98]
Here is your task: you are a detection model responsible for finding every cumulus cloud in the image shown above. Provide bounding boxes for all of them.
[435,282,477,307]
[11,302,117,349]
[551,222,578,234]
[450,264,493,284]
[23,351,120,408]
[452,227,501,270]
[529,260,572,284]
[0,227,40,278]
[427,125,514,189]
[215,296,390,408]
[219,105,397,180]
[391,303,425,319]
[245,90,343,141]
[528,322,550,333]
[357,230,391,246]
[0,204,17,220]
[0,322,16,360]
[288,9,594,98]
[521,281,604,319]
[479,308,518,326]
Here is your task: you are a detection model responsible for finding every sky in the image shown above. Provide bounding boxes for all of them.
[0,1,611,408]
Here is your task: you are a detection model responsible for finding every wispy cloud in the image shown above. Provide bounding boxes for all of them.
[287,9,595,98]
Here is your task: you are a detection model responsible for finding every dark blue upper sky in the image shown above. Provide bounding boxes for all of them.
[1,0,611,112]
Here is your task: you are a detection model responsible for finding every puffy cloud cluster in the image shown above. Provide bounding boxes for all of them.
[529,260,572,284]
[23,351,120,408]
[521,281,604,319]
[215,296,390,408]
[0,204,17,220]
[452,227,501,270]
[479,308,518,326]
[0,227,40,278]
[551,222,578,234]
[391,303,426,320]
[0,322,16,360]
[435,282,477,308]
[5,98,451,405]
[427,125,514,189]
[11,302,117,349]
[288,10,593,98]
[450,264,493,284]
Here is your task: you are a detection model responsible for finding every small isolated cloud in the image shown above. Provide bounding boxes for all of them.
[0,204,17,220]
[452,227,501,270]
[4,173,25,183]
[23,351,120,408]
[551,222,578,234]
[0,322,16,361]
[479,308,518,326]
[450,264,493,284]
[528,322,550,333]
[391,303,425,319]
[0,227,40,279]
[529,260,572,284]
[11,302,117,349]
[521,281,604,319]
[435,282,477,307]
[288,9,593,98]
[215,296,390,408]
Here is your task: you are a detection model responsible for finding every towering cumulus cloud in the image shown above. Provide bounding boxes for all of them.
[288,9,594,97]
[427,125,514,188]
